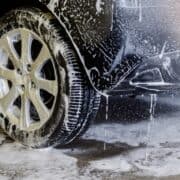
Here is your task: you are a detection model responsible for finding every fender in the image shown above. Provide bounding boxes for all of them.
[39,0,141,92]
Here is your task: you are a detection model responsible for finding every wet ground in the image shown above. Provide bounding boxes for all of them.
[1,94,180,179]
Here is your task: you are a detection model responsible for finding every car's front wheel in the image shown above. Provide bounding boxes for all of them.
[0,8,100,147]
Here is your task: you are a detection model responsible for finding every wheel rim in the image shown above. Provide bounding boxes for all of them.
[0,28,59,131]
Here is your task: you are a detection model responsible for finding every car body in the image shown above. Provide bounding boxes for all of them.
[40,0,180,95]
[1,0,180,94]
[0,0,180,147]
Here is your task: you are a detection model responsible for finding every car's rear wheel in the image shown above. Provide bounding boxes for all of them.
[0,8,100,147]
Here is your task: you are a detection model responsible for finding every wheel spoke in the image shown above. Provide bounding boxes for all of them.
[7,112,19,125]
[0,86,19,113]
[34,77,58,96]
[20,30,32,63]
[29,89,50,122]
[32,45,51,72]
[0,37,20,68]
[0,67,22,84]
[20,94,30,129]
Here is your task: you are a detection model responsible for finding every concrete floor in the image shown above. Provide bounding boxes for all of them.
[0,95,180,179]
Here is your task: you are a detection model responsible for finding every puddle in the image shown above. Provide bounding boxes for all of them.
[59,139,141,168]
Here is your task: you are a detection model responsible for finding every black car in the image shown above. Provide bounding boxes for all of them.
[0,0,179,147]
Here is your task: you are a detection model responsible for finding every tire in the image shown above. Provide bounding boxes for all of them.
[0,8,100,147]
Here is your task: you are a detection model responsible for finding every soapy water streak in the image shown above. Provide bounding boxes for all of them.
[104,95,109,151]
[159,41,167,59]
[145,94,157,162]
[119,0,143,21]
[120,0,138,8]
[138,0,142,22]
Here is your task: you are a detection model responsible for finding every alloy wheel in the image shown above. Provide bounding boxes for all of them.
[0,28,58,131]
